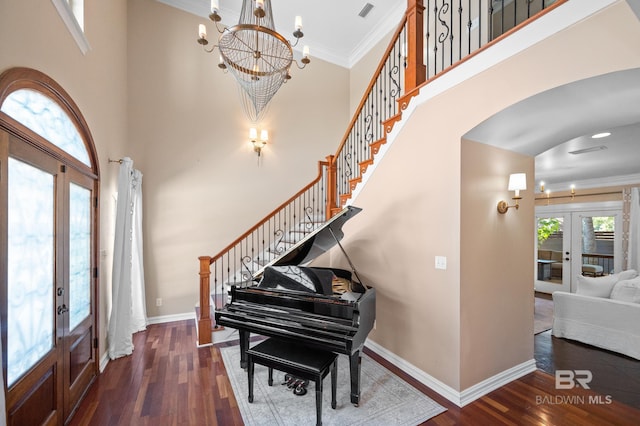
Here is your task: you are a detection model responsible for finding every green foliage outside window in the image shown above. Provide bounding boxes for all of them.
[537,217,562,247]
[592,216,614,232]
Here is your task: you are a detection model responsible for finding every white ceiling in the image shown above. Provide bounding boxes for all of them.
[158,0,406,68]
[161,0,640,191]
[464,67,640,191]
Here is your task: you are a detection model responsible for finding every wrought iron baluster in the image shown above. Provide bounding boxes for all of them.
[450,0,454,67]
[426,0,431,79]
[458,1,463,61]
[500,0,505,36]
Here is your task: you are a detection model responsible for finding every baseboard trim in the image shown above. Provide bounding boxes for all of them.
[99,351,109,373]
[365,338,537,407]
[365,339,461,404]
[147,311,195,325]
[459,358,538,406]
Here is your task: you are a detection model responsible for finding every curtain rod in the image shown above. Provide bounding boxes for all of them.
[108,158,123,164]
[534,190,621,201]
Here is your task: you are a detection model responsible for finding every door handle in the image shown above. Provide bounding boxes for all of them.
[57,304,68,315]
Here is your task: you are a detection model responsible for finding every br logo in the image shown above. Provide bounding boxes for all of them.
[555,370,592,389]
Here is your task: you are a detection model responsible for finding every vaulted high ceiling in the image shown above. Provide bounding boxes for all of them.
[163,0,640,191]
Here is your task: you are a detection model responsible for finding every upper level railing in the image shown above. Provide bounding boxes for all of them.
[327,0,562,210]
[330,18,408,209]
[197,0,567,345]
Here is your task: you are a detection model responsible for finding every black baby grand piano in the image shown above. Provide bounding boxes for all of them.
[215,206,376,406]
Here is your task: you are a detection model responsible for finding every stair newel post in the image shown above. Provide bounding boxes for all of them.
[198,256,212,345]
[325,155,337,220]
[405,0,426,92]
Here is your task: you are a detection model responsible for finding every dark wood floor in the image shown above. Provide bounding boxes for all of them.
[69,320,640,426]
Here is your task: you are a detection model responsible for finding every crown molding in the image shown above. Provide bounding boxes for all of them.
[347,2,405,68]
[156,0,402,69]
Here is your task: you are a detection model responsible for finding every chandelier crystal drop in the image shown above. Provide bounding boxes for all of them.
[197,0,310,121]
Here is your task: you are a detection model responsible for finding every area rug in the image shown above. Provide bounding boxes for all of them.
[220,345,446,426]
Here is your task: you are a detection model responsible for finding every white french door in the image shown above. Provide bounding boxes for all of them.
[535,202,622,294]
[535,212,571,294]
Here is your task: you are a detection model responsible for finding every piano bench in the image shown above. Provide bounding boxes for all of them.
[247,338,337,426]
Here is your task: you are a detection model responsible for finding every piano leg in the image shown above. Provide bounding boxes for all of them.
[239,330,249,369]
[349,351,361,406]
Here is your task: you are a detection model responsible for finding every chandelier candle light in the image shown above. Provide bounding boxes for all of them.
[197,0,311,121]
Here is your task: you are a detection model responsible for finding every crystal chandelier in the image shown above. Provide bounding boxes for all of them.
[197,0,310,121]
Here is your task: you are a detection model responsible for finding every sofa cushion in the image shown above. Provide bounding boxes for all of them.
[576,275,618,298]
[614,269,639,281]
[575,270,638,298]
[610,277,640,303]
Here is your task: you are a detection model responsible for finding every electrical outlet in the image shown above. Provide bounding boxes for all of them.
[156,298,162,307]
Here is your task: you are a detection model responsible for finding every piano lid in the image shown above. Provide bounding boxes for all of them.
[254,205,362,279]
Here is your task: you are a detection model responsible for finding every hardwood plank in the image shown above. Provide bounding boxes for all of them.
[68,320,640,426]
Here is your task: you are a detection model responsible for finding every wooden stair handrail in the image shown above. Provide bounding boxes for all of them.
[197,157,330,345]
[204,158,330,265]
[331,15,408,161]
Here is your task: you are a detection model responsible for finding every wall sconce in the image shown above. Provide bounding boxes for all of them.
[497,173,527,214]
[249,128,268,157]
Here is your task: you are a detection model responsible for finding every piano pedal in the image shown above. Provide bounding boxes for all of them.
[293,383,307,396]
[282,374,295,387]
[287,379,302,389]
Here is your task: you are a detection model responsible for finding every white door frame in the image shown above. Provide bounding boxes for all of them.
[535,201,622,294]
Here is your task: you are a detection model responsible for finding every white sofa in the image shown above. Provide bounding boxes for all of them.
[552,270,640,360]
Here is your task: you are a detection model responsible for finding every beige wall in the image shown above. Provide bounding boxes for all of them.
[126,0,350,317]
[331,0,640,394]
[0,0,128,360]
[334,96,464,387]
[460,140,534,389]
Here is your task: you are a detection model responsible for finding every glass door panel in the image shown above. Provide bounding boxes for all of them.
[535,214,570,294]
[571,211,621,291]
[6,158,55,386]
[69,183,91,331]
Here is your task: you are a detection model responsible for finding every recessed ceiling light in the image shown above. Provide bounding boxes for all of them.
[591,132,611,139]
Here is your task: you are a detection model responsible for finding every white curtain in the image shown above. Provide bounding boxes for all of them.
[108,157,147,360]
[629,187,640,271]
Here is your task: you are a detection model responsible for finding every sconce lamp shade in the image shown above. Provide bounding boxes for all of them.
[497,172,527,214]
[508,173,527,192]
[249,127,258,140]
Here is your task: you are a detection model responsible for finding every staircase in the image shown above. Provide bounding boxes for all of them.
[195,0,568,346]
